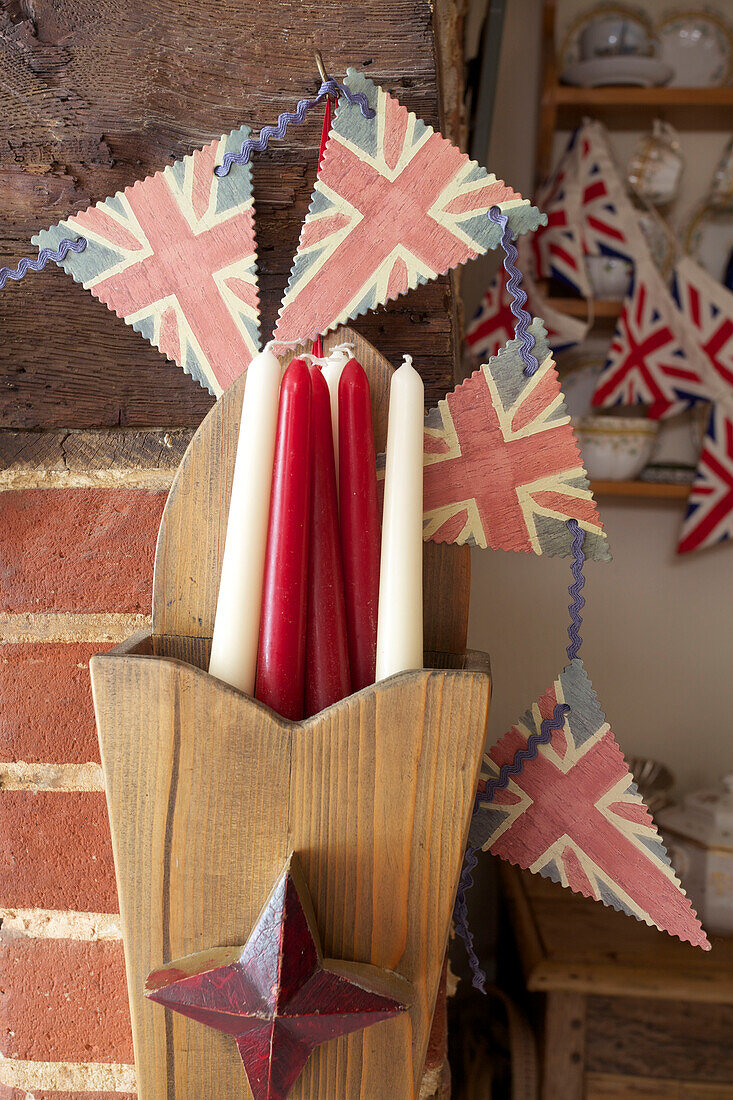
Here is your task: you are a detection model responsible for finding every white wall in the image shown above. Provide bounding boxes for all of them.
[464,0,733,794]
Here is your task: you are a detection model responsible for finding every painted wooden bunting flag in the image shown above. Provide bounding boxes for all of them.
[469,658,709,949]
[34,125,259,397]
[421,321,609,561]
[273,68,546,347]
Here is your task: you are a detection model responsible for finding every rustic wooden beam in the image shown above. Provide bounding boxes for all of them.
[0,0,462,429]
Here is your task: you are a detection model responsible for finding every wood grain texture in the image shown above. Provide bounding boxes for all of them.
[90,640,491,1098]
[585,996,733,1085]
[0,0,461,430]
[34,126,260,398]
[475,660,707,950]
[421,322,610,561]
[152,325,470,656]
[272,68,542,348]
[542,991,585,1100]
[586,1073,733,1099]
[502,866,733,1004]
[145,855,410,1100]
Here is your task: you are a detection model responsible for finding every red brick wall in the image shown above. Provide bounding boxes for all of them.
[0,436,172,1096]
[0,430,449,1098]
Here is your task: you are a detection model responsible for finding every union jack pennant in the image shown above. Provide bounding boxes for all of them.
[530,133,589,297]
[34,125,260,397]
[274,68,545,346]
[466,265,587,364]
[671,257,733,552]
[423,321,609,561]
[469,658,709,948]
[578,122,635,263]
[678,405,733,553]
[592,257,707,419]
[465,269,517,363]
[673,256,733,397]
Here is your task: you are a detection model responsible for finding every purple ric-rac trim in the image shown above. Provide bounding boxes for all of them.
[452,847,486,992]
[482,701,571,802]
[488,205,539,377]
[453,700,571,987]
[566,518,586,661]
[0,236,87,290]
[215,78,375,177]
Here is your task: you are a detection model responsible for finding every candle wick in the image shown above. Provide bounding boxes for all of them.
[400,353,413,370]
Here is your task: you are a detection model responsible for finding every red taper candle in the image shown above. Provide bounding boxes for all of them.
[338,358,380,690]
[305,366,351,715]
[255,357,312,720]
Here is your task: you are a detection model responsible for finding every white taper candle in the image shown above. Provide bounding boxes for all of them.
[376,354,424,681]
[321,345,351,477]
[209,343,282,693]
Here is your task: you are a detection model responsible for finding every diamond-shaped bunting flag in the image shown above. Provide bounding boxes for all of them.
[273,68,546,347]
[34,125,259,397]
[469,659,709,949]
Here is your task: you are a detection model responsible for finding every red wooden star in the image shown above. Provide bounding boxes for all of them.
[145,855,409,1100]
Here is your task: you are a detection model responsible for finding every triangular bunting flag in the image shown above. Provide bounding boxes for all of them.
[592,254,707,419]
[529,131,590,298]
[673,255,733,401]
[273,68,546,346]
[469,658,709,949]
[34,125,260,397]
[577,120,638,263]
[466,255,588,364]
[465,268,517,363]
[420,320,609,560]
[678,404,733,554]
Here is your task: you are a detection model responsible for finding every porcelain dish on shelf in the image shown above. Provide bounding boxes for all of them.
[561,4,655,68]
[656,10,733,87]
[572,415,659,480]
[684,202,733,283]
[561,55,673,87]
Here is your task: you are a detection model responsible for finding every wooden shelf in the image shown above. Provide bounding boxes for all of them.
[590,479,691,500]
[547,297,622,318]
[555,86,733,109]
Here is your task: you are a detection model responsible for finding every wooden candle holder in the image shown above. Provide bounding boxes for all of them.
[91,328,491,1099]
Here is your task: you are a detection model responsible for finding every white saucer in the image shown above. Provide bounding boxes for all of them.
[562,56,673,87]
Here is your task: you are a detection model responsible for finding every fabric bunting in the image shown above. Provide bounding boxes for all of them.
[274,68,546,347]
[34,126,260,397]
[469,658,709,949]
[592,255,707,420]
[577,121,637,264]
[466,264,589,364]
[422,321,609,561]
[465,269,518,363]
[593,253,733,553]
[530,132,590,297]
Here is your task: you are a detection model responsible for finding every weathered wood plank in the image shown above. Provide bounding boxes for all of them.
[586,996,733,1084]
[542,991,586,1100]
[90,646,491,1097]
[0,0,460,430]
[503,867,732,1004]
[0,428,193,488]
[586,1073,733,1099]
